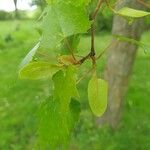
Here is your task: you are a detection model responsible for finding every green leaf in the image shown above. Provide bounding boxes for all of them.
[69,98,81,129]
[69,0,91,6]
[38,97,69,150]
[40,2,90,49]
[114,34,150,53]
[117,7,150,18]
[69,35,80,51]
[38,97,80,149]
[46,0,91,6]
[19,61,61,80]
[52,65,79,108]
[45,0,52,5]
[114,34,143,45]
[88,73,108,117]
[19,42,40,69]
[60,35,80,55]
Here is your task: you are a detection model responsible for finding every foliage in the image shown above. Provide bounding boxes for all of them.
[19,61,61,80]
[38,66,80,149]
[116,7,150,18]
[88,72,108,117]
[40,2,90,49]
[17,0,150,149]
[0,20,150,149]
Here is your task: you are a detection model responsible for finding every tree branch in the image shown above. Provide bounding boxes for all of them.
[90,0,104,66]
[137,0,150,8]
[92,0,104,20]
[77,0,104,66]
[96,41,114,60]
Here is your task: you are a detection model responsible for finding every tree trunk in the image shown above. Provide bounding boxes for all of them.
[13,0,19,19]
[97,0,145,128]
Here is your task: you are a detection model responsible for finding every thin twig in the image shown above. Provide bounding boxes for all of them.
[137,0,150,8]
[90,24,95,56]
[76,0,104,66]
[112,0,150,8]
[91,0,104,52]
[112,0,122,7]
[105,0,117,13]
[90,0,104,66]
[78,52,91,64]
[92,0,104,20]
[96,41,114,60]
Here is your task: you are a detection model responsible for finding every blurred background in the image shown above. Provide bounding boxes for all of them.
[0,0,150,149]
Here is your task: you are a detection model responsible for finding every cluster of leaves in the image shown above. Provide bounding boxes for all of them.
[19,0,150,149]
[38,66,80,149]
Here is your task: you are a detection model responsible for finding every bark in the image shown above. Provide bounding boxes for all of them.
[97,0,145,128]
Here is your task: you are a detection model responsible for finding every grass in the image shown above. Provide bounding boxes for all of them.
[0,20,150,150]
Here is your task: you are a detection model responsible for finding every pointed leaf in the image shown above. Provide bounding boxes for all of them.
[46,0,91,6]
[41,2,90,49]
[114,34,144,45]
[19,42,40,69]
[69,98,81,129]
[60,35,80,55]
[19,62,61,80]
[117,7,150,18]
[52,65,79,108]
[37,67,80,149]
[114,34,150,53]
[38,95,80,149]
[38,97,69,150]
[88,73,108,117]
